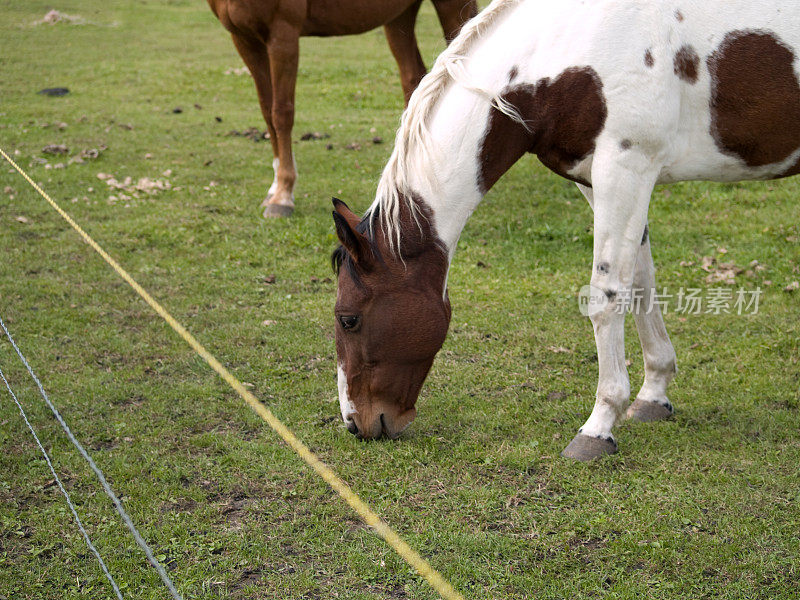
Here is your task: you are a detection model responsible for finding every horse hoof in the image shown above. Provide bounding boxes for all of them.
[263,203,294,218]
[260,189,279,208]
[626,398,674,422]
[561,433,617,461]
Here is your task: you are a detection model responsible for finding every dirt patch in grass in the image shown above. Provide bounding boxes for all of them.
[233,566,265,589]
[160,497,198,514]
[219,492,255,529]
[205,481,298,532]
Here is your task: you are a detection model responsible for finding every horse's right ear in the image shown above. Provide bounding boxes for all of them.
[332,199,371,264]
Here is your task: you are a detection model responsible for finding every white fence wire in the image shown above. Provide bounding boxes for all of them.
[0,314,184,600]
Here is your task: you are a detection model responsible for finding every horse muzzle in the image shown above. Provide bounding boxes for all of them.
[346,406,417,440]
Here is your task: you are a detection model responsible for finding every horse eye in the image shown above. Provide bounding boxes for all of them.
[338,315,361,331]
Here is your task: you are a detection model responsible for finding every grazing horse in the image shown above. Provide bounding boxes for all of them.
[207,0,478,217]
[331,0,800,459]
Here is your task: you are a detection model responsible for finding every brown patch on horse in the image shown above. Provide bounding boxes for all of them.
[673,45,699,83]
[675,9,684,22]
[508,66,519,83]
[332,197,451,439]
[708,31,800,174]
[644,49,654,68]
[478,67,607,191]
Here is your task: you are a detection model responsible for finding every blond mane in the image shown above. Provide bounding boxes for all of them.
[366,0,524,253]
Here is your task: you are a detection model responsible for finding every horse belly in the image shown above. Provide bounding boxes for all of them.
[303,0,411,36]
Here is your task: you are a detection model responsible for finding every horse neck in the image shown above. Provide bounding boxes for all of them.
[373,8,545,259]
[371,0,570,262]
[375,91,496,263]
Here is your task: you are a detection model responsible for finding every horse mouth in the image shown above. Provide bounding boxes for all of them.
[348,413,408,440]
[345,404,417,440]
[352,414,395,440]
[380,414,402,440]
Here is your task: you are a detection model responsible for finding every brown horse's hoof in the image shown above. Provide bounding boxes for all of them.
[626,398,674,422]
[561,433,617,461]
[263,203,294,218]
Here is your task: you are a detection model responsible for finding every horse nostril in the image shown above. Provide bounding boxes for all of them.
[346,420,358,434]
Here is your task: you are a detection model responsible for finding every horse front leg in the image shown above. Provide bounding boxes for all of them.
[383,1,427,105]
[577,184,678,423]
[263,21,300,218]
[229,34,281,208]
[562,154,658,461]
[627,227,678,421]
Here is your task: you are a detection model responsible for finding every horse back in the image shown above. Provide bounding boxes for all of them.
[583,2,800,183]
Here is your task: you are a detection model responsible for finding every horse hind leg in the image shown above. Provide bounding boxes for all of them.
[263,23,300,217]
[384,1,427,104]
[229,33,282,210]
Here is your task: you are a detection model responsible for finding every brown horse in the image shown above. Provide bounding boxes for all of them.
[207,0,478,217]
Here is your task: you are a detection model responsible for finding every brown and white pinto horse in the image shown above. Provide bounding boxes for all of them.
[331,0,800,459]
[207,0,478,217]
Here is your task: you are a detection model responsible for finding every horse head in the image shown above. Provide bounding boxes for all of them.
[331,198,451,439]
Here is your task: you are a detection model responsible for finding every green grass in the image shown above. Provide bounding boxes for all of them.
[1,1,799,598]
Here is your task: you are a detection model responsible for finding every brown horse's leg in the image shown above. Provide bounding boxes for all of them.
[263,20,300,218]
[230,33,282,207]
[432,0,478,43]
[384,1,427,105]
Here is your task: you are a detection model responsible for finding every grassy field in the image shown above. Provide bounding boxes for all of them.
[1,1,799,598]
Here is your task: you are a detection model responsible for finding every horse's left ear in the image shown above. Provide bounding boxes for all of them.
[332,198,361,230]
[332,198,371,264]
